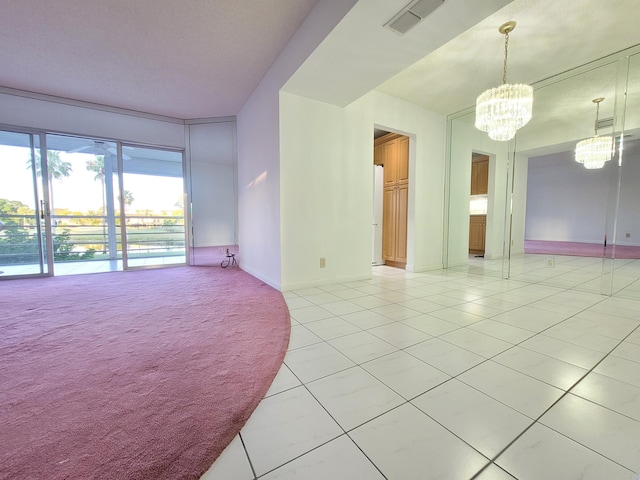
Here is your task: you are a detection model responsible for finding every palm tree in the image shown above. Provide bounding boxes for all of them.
[28,151,72,224]
[86,155,107,252]
[85,155,105,182]
[120,190,134,211]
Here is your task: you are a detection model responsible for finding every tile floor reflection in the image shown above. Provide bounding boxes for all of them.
[202,258,640,480]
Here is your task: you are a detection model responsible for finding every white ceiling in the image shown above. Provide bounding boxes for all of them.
[375,0,640,115]
[0,0,638,120]
[0,0,319,119]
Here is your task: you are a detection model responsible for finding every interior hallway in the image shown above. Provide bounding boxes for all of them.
[202,256,640,479]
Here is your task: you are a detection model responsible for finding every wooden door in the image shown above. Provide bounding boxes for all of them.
[377,132,409,267]
[383,139,398,186]
[395,184,409,263]
[476,159,489,195]
[471,158,489,195]
[374,143,385,166]
[382,186,396,260]
[469,215,486,253]
[397,136,409,184]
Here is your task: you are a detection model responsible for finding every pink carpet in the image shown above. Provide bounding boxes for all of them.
[0,265,290,479]
[524,240,640,259]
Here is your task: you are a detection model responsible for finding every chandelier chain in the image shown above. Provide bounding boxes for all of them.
[594,101,600,135]
[503,31,509,84]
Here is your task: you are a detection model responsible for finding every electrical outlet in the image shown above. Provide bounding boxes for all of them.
[218,247,224,254]
[547,257,555,267]
[626,233,631,238]
[320,257,326,268]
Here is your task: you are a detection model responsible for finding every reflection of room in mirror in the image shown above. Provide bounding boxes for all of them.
[524,138,640,259]
[447,48,640,298]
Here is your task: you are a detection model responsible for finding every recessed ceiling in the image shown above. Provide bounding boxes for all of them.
[0,0,319,119]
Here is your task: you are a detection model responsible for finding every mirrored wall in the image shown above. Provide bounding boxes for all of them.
[446,46,640,300]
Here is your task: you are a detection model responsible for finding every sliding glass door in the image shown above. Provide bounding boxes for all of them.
[45,134,122,274]
[121,145,186,269]
[0,130,50,278]
[1,131,187,277]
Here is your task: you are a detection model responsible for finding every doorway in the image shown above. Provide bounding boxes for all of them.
[0,129,50,277]
[373,131,409,269]
[469,153,489,256]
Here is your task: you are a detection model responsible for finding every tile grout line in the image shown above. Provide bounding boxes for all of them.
[279,268,640,479]
[237,432,258,480]
[470,319,640,479]
[256,358,390,479]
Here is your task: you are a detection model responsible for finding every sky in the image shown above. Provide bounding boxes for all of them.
[1,146,184,213]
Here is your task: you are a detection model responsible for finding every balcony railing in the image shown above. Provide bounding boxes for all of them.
[0,213,186,266]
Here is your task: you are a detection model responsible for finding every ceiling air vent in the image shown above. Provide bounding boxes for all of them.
[596,116,614,130]
[385,0,445,35]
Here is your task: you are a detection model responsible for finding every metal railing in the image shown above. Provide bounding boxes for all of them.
[0,213,186,265]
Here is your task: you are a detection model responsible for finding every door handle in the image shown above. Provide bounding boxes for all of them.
[40,200,50,219]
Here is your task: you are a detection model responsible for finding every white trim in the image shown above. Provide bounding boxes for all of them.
[0,86,185,124]
[280,273,373,292]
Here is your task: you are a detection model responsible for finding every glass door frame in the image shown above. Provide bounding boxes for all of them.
[119,142,188,271]
[0,127,53,279]
[1,126,189,278]
[37,131,55,276]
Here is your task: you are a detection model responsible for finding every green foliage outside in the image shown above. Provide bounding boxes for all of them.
[0,198,95,264]
[4,150,186,266]
[51,229,96,261]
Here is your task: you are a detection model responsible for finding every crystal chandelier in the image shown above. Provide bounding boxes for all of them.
[575,98,614,169]
[475,21,533,141]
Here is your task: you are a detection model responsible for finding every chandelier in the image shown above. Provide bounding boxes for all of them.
[475,21,533,141]
[575,98,614,169]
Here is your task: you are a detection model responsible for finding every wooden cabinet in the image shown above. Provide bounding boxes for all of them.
[471,157,489,195]
[395,183,408,261]
[376,133,409,267]
[374,143,385,166]
[469,155,488,254]
[469,215,486,254]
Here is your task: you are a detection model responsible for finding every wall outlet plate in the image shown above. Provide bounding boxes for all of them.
[547,257,555,267]
[320,257,326,268]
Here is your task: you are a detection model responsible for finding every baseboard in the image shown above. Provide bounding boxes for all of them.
[239,264,281,291]
[281,272,372,292]
[410,263,444,273]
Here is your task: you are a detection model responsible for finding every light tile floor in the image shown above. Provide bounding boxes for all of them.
[203,256,640,480]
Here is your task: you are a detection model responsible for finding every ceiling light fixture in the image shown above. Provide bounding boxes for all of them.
[575,98,614,169]
[475,21,533,141]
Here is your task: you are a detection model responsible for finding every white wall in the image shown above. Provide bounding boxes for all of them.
[525,146,640,246]
[187,121,237,248]
[236,0,358,289]
[0,91,185,148]
[280,92,372,289]
[370,91,446,272]
[525,150,609,243]
[277,90,447,290]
